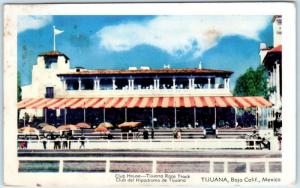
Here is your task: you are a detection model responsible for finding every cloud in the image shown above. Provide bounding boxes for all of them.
[97,16,271,57]
[18,16,53,33]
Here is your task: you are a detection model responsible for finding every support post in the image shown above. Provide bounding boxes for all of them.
[125,108,127,122]
[78,78,82,91]
[103,108,106,122]
[214,107,217,125]
[173,78,176,90]
[227,78,230,89]
[234,107,237,127]
[208,78,211,89]
[174,107,177,128]
[93,79,97,90]
[45,108,47,123]
[194,107,196,128]
[152,108,154,128]
[131,79,134,90]
[64,108,67,125]
[191,78,195,89]
[83,108,86,122]
[63,79,66,90]
[112,78,116,90]
[256,107,259,128]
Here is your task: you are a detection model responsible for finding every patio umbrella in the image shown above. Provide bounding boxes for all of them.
[57,124,78,131]
[42,125,58,132]
[38,123,51,128]
[98,122,113,129]
[76,122,91,134]
[18,126,39,134]
[94,126,108,133]
[75,122,91,129]
[118,122,142,129]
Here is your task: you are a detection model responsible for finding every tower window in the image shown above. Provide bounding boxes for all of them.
[44,56,58,69]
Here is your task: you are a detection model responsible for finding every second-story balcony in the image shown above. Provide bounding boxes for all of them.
[58,76,231,98]
[57,68,233,98]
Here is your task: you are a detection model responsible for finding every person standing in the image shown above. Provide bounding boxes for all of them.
[212,123,217,136]
[278,134,282,150]
[176,129,182,139]
[53,136,58,150]
[42,136,47,150]
[62,135,68,149]
[151,128,154,139]
[79,134,86,149]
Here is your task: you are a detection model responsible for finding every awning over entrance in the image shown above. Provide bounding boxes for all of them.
[18,96,272,109]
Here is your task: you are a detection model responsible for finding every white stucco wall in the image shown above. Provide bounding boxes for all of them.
[22,55,74,99]
[273,16,282,47]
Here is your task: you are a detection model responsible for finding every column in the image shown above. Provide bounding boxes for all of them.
[131,79,134,90]
[227,78,230,89]
[273,67,276,88]
[62,79,66,90]
[276,62,281,107]
[191,78,195,89]
[188,78,192,89]
[93,79,97,90]
[208,78,211,89]
[97,79,100,90]
[112,77,116,90]
[173,78,176,90]
[128,79,131,90]
[157,79,160,89]
[78,78,82,90]
[153,79,157,89]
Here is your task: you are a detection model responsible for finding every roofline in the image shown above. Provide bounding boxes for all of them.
[57,68,234,77]
[38,51,70,60]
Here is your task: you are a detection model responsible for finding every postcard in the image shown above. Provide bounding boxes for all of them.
[3,2,296,187]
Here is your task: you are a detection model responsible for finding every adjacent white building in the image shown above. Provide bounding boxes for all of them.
[260,15,282,124]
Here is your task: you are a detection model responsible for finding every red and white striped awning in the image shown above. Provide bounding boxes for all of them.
[18,96,272,109]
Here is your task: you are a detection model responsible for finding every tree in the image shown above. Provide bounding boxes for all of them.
[234,65,268,98]
[17,71,22,101]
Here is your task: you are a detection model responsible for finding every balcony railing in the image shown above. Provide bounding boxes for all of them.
[58,87,231,98]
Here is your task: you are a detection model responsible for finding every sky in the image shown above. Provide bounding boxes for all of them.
[17,15,274,90]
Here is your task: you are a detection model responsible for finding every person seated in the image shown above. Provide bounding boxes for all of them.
[261,137,270,150]
[143,129,149,139]
[107,132,113,140]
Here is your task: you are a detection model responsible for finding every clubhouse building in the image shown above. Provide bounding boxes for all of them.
[18,50,272,132]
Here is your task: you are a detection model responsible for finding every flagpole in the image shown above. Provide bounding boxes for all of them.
[53,26,56,51]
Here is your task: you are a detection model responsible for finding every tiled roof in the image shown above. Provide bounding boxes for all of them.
[268,45,282,53]
[58,68,233,76]
[38,51,69,59]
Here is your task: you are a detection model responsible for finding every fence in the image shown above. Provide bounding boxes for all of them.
[18,156,282,174]
[17,138,263,150]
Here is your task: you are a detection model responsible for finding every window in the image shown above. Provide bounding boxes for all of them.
[44,56,58,69]
[45,87,54,98]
